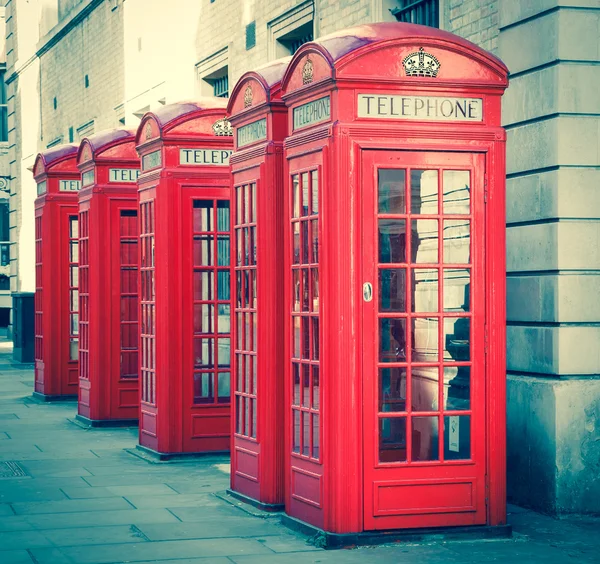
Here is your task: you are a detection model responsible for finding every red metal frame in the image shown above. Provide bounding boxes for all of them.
[227,58,291,508]
[135,99,234,456]
[76,129,141,425]
[33,145,81,400]
[280,23,508,534]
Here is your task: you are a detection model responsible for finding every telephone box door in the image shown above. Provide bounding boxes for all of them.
[362,149,486,530]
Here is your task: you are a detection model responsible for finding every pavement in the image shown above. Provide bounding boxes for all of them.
[0,339,598,564]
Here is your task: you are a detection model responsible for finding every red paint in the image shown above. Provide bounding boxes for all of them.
[227,58,291,507]
[76,129,141,424]
[135,99,234,455]
[33,145,81,399]
[280,23,508,533]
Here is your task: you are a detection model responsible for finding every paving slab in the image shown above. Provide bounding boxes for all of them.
[41,524,150,547]
[11,496,135,515]
[0,549,35,564]
[124,493,221,509]
[0,529,54,550]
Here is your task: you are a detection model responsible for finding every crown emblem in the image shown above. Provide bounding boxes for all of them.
[402,47,440,78]
[302,58,314,85]
[145,122,153,140]
[212,118,233,136]
[244,84,253,108]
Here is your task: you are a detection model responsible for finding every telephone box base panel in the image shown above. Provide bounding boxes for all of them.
[130,444,229,463]
[75,414,138,428]
[281,515,512,550]
[226,489,285,513]
[31,392,77,403]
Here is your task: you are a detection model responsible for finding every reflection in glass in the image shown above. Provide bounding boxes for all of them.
[302,173,309,217]
[292,175,300,218]
[70,339,78,361]
[217,305,230,333]
[217,271,230,301]
[302,317,310,359]
[302,364,310,407]
[218,372,230,403]
[70,218,79,238]
[302,269,309,311]
[193,236,213,266]
[193,372,213,403]
[301,221,309,264]
[379,367,406,412]
[293,363,300,405]
[312,366,319,408]
[411,169,438,215]
[236,187,242,225]
[293,223,300,264]
[70,242,79,262]
[378,169,406,214]
[379,219,406,263]
[311,220,319,263]
[444,415,471,460]
[444,366,470,410]
[236,229,243,266]
[444,269,470,312]
[218,338,230,367]
[443,220,470,264]
[219,199,230,231]
[193,200,212,232]
[217,235,230,267]
[412,416,439,461]
[193,304,213,334]
[312,318,319,360]
[194,271,213,301]
[194,338,214,367]
[244,185,250,224]
[411,367,439,411]
[412,268,438,312]
[379,417,406,463]
[236,354,242,391]
[293,270,300,312]
[312,413,319,459]
[311,170,319,214]
[413,317,438,362]
[444,317,470,361]
[302,412,310,456]
[443,170,470,214]
[312,269,319,312]
[380,318,406,362]
[411,219,438,263]
[293,316,301,358]
[293,410,300,453]
[379,269,406,312]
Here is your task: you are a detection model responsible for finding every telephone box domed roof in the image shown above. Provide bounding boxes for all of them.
[77,129,137,166]
[33,143,79,178]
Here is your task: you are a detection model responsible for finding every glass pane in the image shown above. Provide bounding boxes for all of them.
[218,338,230,367]
[301,173,309,217]
[236,354,243,391]
[217,372,230,401]
[443,170,470,214]
[378,169,406,214]
[242,228,248,265]
[194,338,214,368]
[412,268,438,312]
[379,268,405,312]
[301,412,310,456]
[413,317,438,362]
[292,175,300,219]
[302,364,310,407]
[236,187,243,226]
[301,221,309,264]
[252,398,257,438]
[311,170,319,214]
[293,270,300,312]
[193,271,213,301]
[312,365,319,409]
[411,219,438,263]
[217,304,230,333]
[244,185,250,223]
[245,353,251,393]
[293,363,300,406]
[217,236,230,266]
[312,413,319,459]
[444,269,470,312]
[312,317,319,360]
[193,304,213,333]
[70,242,79,262]
[293,410,300,453]
[411,366,439,411]
[252,356,257,394]
[443,220,470,264]
[194,372,213,403]
[301,269,309,311]
[244,396,250,435]
[379,219,406,263]
[236,229,243,266]
[444,317,470,361]
[412,416,439,461]
[217,271,230,301]
[411,169,438,215]
[380,318,406,362]
[193,200,212,232]
[444,366,471,411]
[193,236,213,266]
[379,417,406,463]
[379,367,406,412]
[293,316,300,358]
[235,396,241,433]
[293,223,300,264]
[301,317,310,359]
[236,272,243,308]
[311,269,319,312]
[217,201,230,231]
[70,218,79,238]
[311,220,318,263]
[69,339,78,361]
[70,290,78,312]
[444,415,471,460]
[251,183,256,223]
[70,266,79,287]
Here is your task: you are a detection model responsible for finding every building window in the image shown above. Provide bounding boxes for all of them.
[391,0,439,28]
[0,69,6,142]
[77,120,95,141]
[268,1,314,59]
[246,21,256,51]
[196,47,229,98]
[0,200,9,289]
[211,74,229,98]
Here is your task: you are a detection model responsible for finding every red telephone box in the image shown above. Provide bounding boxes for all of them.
[33,145,81,401]
[135,99,234,457]
[227,58,291,509]
[280,23,509,541]
[76,129,140,426]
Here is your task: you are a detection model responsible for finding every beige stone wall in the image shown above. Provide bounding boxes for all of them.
[443,0,498,53]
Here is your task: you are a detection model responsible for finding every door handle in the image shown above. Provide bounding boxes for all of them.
[363,282,373,302]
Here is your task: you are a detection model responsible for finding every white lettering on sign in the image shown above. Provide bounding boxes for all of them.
[357,94,483,122]
[37,181,47,196]
[60,179,82,192]
[293,96,331,130]
[179,149,232,166]
[142,150,162,171]
[237,118,267,148]
[449,415,460,452]
[109,168,140,183]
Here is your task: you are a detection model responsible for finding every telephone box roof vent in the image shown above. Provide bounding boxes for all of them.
[33,143,79,178]
[228,57,292,115]
[136,98,230,146]
[282,22,508,93]
[77,129,137,166]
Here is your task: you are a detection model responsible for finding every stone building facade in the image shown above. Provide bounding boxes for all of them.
[5,0,600,515]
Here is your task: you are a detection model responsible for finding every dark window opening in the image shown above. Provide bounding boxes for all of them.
[246,21,256,50]
[278,21,313,55]
[391,0,439,28]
